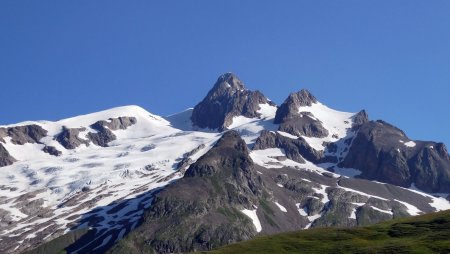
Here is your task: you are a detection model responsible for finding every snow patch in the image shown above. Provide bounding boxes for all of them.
[312,185,330,204]
[228,103,278,145]
[401,140,416,148]
[394,200,421,216]
[406,183,450,211]
[274,202,287,212]
[370,206,393,215]
[277,131,298,139]
[349,208,357,219]
[241,209,262,232]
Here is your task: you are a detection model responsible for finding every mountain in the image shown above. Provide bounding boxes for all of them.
[191,73,276,131]
[0,73,449,254]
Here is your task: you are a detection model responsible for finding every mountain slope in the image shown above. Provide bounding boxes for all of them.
[199,209,450,254]
[0,106,220,253]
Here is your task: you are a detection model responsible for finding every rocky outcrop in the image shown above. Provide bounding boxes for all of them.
[191,73,275,131]
[87,117,137,147]
[352,110,369,129]
[253,130,336,164]
[0,125,47,145]
[274,90,328,138]
[56,127,90,149]
[42,146,62,156]
[0,143,15,167]
[0,124,48,167]
[341,120,450,193]
[92,116,137,131]
[55,117,137,148]
[87,124,116,147]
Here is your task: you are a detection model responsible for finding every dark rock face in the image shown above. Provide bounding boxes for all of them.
[191,73,275,131]
[87,117,137,147]
[0,124,47,167]
[274,90,328,138]
[0,144,16,167]
[253,130,336,164]
[87,124,116,147]
[110,131,263,253]
[0,125,47,145]
[274,89,317,123]
[341,120,450,193]
[352,110,369,129]
[93,116,137,131]
[56,127,90,149]
[42,146,62,156]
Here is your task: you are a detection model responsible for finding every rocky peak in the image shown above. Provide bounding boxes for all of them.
[212,72,245,93]
[121,130,264,253]
[185,130,253,178]
[273,89,328,138]
[341,120,450,193]
[293,89,317,107]
[352,110,369,128]
[274,89,317,124]
[191,73,274,131]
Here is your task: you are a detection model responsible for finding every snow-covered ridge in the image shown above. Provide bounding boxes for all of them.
[0,105,222,253]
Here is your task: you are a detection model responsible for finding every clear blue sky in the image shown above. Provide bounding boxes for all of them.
[1,1,450,146]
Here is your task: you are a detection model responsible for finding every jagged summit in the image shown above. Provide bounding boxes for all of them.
[274,89,317,124]
[290,89,318,107]
[212,72,246,92]
[191,73,274,131]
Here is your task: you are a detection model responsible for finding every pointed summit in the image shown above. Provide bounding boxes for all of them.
[191,73,274,131]
[274,89,318,124]
[212,72,245,91]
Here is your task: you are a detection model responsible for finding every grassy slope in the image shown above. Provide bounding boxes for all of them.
[199,210,450,254]
[23,228,88,254]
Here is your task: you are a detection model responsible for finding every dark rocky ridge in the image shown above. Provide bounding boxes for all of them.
[274,89,329,138]
[341,120,450,193]
[42,146,62,156]
[191,73,275,131]
[0,117,137,167]
[56,127,90,149]
[0,143,16,167]
[0,124,48,167]
[87,117,136,147]
[352,110,369,129]
[0,125,47,145]
[56,117,137,149]
[253,130,336,164]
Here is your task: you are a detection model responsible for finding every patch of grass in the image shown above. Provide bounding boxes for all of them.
[199,210,450,254]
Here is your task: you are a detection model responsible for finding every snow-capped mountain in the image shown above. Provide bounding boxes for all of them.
[1,73,449,253]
